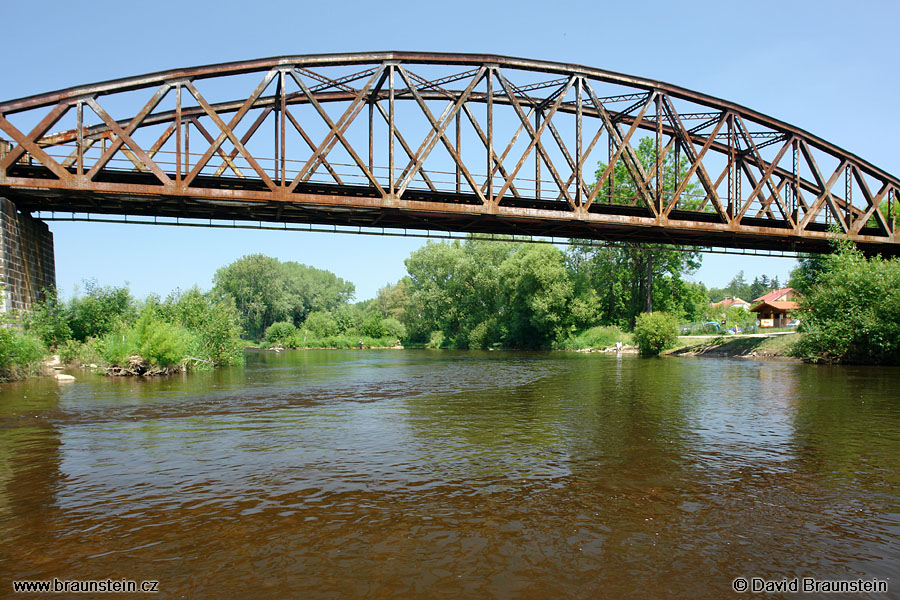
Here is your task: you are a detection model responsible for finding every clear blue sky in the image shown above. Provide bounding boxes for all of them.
[4,0,898,300]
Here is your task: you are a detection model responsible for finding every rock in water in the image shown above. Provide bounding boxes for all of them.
[55,374,76,383]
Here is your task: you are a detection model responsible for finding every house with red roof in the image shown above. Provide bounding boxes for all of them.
[750,287,802,328]
[710,297,751,311]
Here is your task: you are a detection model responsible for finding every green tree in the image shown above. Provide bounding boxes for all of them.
[499,244,574,348]
[67,281,136,341]
[403,238,518,347]
[566,243,701,329]
[212,255,354,338]
[632,311,679,355]
[302,310,340,338]
[575,137,703,327]
[281,261,355,324]
[593,137,708,212]
[213,254,288,338]
[789,254,828,296]
[373,278,412,321]
[794,240,900,364]
[24,287,71,347]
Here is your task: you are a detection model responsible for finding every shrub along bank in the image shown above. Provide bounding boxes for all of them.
[23,284,245,376]
[792,240,900,364]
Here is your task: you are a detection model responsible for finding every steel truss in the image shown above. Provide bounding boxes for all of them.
[0,52,897,255]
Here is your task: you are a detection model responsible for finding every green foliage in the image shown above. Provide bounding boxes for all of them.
[212,254,354,338]
[499,244,574,348]
[403,239,516,347]
[593,137,706,211]
[24,287,71,347]
[566,243,701,329]
[58,338,102,366]
[265,321,297,345]
[99,326,140,366]
[467,318,501,349]
[66,286,247,370]
[156,288,245,366]
[571,137,712,327]
[100,311,195,368]
[402,238,579,348]
[794,241,900,364]
[67,281,136,341]
[427,330,446,349]
[360,314,387,338]
[373,279,411,320]
[0,327,47,380]
[212,254,288,338]
[788,255,828,296]
[302,310,340,338]
[134,313,194,367]
[560,326,630,350]
[380,317,407,341]
[332,304,365,334]
[724,306,757,331]
[633,312,679,355]
[281,261,355,324]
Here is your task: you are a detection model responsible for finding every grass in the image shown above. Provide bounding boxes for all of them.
[0,328,47,381]
[667,332,799,358]
[560,326,632,351]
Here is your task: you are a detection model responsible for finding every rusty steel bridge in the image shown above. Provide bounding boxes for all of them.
[1,51,898,255]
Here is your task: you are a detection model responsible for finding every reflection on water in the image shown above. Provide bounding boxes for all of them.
[0,351,898,598]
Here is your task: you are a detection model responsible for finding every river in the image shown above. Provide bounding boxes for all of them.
[1,350,897,598]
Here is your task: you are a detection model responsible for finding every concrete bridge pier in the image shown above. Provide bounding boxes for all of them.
[0,197,55,314]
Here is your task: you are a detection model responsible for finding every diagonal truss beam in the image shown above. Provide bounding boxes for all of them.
[393,65,486,201]
[584,85,656,212]
[288,67,384,194]
[494,72,575,207]
[183,73,277,189]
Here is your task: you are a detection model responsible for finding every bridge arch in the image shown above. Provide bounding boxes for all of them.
[0,51,897,257]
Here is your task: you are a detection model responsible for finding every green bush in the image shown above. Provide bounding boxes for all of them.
[302,311,339,338]
[100,327,140,366]
[360,314,387,338]
[332,305,364,334]
[68,282,136,341]
[285,330,307,348]
[58,338,103,366]
[0,328,47,380]
[157,288,245,367]
[139,321,194,367]
[381,317,407,341]
[633,312,679,355]
[467,318,501,349]
[794,241,900,364]
[99,312,196,368]
[24,288,71,347]
[427,330,445,349]
[265,321,297,345]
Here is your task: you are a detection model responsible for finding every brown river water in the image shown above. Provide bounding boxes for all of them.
[0,350,898,599]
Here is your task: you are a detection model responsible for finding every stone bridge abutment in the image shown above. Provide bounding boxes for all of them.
[0,197,55,313]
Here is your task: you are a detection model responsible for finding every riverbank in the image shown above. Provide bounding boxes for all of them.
[251,344,404,352]
[665,332,799,360]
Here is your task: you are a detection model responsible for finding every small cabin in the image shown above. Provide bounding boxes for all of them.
[750,288,801,328]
